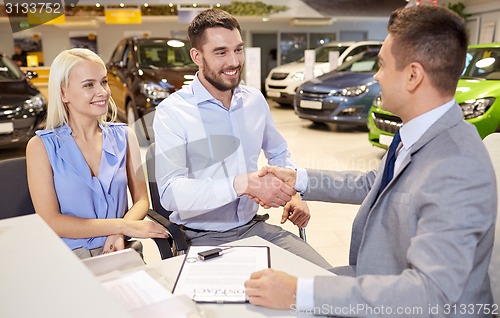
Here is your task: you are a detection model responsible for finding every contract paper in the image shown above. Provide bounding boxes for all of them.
[173,245,270,303]
[101,270,173,311]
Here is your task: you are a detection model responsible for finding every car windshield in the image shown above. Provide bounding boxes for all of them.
[0,56,23,80]
[297,45,350,63]
[336,50,379,72]
[462,47,500,80]
[137,40,196,68]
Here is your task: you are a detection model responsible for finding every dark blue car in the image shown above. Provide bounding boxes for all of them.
[294,49,380,127]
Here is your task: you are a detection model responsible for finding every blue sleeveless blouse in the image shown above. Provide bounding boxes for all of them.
[36,123,129,250]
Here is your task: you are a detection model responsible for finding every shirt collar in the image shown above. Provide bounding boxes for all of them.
[399,99,455,151]
[191,72,215,105]
[190,72,243,109]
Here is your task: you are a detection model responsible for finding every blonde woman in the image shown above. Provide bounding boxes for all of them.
[27,48,167,259]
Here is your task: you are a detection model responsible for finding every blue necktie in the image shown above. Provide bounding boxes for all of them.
[378,131,401,195]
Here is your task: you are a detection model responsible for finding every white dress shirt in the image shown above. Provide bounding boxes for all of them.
[153,73,296,231]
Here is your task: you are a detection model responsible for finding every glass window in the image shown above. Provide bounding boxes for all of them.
[137,40,195,68]
[280,33,307,65]
[110,41,126,64]
[463,48,500,80]
[0,56,22,80]
[314,45,349,63]
[336,50,380,73]
[309,33,336,49]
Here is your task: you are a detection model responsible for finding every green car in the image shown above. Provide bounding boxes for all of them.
[368,42,500,149]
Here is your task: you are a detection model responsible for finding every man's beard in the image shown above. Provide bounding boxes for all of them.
[202,58,241,92]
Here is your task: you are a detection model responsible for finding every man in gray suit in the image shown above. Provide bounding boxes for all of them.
[245,5,497,317]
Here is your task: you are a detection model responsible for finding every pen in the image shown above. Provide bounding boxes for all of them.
[197,247,235,261]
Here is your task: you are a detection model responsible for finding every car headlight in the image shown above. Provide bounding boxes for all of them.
[459,97,495,119]
[332,84,368,97]
[23,94,45,110]
[373,93,383,108]
[140,82,170,100]
[291,72,305,81]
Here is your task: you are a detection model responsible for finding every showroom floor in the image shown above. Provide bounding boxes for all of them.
[140,100,387,267]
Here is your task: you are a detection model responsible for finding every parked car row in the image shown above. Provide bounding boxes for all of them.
[3,38,498,152]
[368,42,500,149]
[265,41,382,106]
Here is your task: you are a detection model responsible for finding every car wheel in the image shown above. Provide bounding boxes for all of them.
[278,102,292,107]
[312,121,326,126]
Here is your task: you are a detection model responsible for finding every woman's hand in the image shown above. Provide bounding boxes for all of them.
[123,219,169,239]
[103,234,125,253]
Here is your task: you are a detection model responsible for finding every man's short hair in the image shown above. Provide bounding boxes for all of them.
[188,9,241,50]
[388,5,468,95]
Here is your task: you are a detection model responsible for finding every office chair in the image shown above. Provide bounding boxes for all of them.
[484,133,500,310]
[145,143,307,248]
[145,145,189,257]
[0,157,36,219]
[0,156,174,260]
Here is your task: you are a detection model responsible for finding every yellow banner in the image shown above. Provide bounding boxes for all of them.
[105,9,142,24]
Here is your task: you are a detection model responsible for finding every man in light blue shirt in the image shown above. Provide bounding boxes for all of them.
[153,8,331,268]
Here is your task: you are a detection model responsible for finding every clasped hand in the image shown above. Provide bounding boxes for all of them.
[246,166,297,207]
[243,171,295,208]
[239,166,309,227]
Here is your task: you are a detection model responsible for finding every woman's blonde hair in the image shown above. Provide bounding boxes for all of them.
[45,48,117,130]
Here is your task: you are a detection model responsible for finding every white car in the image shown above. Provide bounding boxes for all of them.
[265,41,382,105]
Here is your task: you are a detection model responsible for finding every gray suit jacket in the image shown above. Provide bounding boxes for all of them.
[304,105,497,317]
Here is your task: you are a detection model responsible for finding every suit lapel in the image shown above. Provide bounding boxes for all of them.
[351,104,465,265]
[371,104,464,205]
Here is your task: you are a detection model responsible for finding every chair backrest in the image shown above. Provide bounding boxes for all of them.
[0,157,36,220]
[145,143,173,219]
[484,133,500,305]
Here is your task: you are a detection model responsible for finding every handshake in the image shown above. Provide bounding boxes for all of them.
[234,166,298,209]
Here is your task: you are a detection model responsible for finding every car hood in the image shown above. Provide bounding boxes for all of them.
[301,72,376,92]
[0,80,40,110]
[140,67,197,90]
[455,78,500,102]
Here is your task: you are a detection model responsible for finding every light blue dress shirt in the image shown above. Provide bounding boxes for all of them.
[153,73,295,231]
[36,123,129,250]
[294,99,456,311]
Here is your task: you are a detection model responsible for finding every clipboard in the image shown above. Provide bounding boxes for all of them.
[172,245,270,303]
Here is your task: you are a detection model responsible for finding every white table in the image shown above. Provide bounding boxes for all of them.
[0,214,132,318]
[0,214,336,317]
[147,236,335,318]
